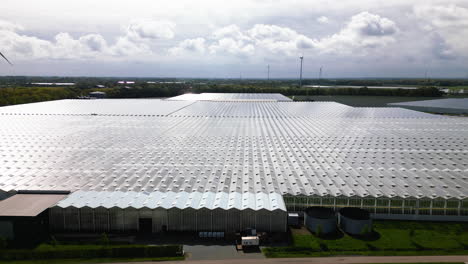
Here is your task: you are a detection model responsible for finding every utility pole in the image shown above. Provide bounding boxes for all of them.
[267,65,270,81]
[299,56,304,87]
[319,66,322,86]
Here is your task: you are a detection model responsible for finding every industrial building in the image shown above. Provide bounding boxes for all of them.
[389,98,468,114]
[0,93,468,238]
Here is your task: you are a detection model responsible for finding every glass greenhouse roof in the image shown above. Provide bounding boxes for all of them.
[0,97,467,210]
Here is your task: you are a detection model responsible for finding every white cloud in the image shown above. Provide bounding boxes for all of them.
[126,19,175,40]
[79,34,107,52]
[247,24,316,55]
[170,12,399,58]
[0,20,24,31]
[414,5,468,28]
[314,12,398,54]
[1,1,467,77]
[171,24,317,57]
[211,25,249,41]
[317,16,329,24]
[414,4,468,58]
[168,38,206,55]
[431,33,456,60]
[0,19,176,60]
[209,38,255,57]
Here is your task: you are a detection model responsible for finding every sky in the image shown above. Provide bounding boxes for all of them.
[0,0,468,78]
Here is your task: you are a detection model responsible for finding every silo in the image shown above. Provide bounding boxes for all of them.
[304,207,337,235]
[338,207,372,235]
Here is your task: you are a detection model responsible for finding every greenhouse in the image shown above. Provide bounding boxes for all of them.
[284,196,468,218]
[0,94,467,236]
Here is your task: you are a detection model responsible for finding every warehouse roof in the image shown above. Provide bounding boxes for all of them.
[0,98,467,204]
[56,191,286,211]
[0,194,67,216]
[166,93,292,102]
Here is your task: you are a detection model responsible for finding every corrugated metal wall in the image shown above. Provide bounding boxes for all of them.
[49,207,286,233]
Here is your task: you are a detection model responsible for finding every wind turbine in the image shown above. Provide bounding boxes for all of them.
[0,51,13,66]
[299,56,304,87]
[267,64,270,81]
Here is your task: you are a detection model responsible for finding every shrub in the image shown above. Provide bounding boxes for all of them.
[361,224,371,235]
[50,236,59,246]
[0,244,183,260]
[315,224,323,237]
[0,237,7,249]
[99,233,109,246]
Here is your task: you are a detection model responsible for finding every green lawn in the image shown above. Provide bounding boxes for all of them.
[263,220,468,258]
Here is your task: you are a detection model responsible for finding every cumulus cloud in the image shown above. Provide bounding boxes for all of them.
[79,34,107,52]
[317,16,329,24]
[126,19,175,40]
[206,25,255,56]
[168,37,206,55]
[414,4,468,59]
[209,38,255,57]
[0,20,24,31]
[431,33,456,60]
[0,19,178,60]
[169,12,399,58]
[314,12,398,54]
[211,25,249,41]
[170,23,317,57]
[414,5,468,28]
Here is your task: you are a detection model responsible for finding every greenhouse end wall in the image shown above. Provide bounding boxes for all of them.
[284,195,468,220]
[49,207,287,233]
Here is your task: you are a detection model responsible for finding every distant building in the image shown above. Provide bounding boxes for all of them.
[95,85,106,88]
[89,91,106,98]
[117,81,135,85]
[31,82,75,86]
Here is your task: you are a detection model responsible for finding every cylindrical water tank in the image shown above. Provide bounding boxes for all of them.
[339,207,372,235]
[304,207,337,234]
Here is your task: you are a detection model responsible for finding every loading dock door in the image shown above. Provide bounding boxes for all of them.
[139,218,152,233]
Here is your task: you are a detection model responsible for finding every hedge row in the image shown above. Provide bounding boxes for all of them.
[0,244,183,260]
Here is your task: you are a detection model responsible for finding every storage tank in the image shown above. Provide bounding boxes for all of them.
[304,207,337,235]
[338,207,372,235]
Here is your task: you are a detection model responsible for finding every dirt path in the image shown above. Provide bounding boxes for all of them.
[110,255,468,264]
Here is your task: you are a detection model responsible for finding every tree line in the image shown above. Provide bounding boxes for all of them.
[0,78,447,107]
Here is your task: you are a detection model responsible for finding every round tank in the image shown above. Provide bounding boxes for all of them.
[339,207,372,235]
[304,207,337,235]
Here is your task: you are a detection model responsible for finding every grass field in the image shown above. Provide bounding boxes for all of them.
[292,95,468,107]
[263,220,468,258]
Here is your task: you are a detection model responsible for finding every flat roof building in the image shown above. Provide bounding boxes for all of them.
[0,94,467,235]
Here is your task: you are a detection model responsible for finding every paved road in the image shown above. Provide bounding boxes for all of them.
[110,255,468,264]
